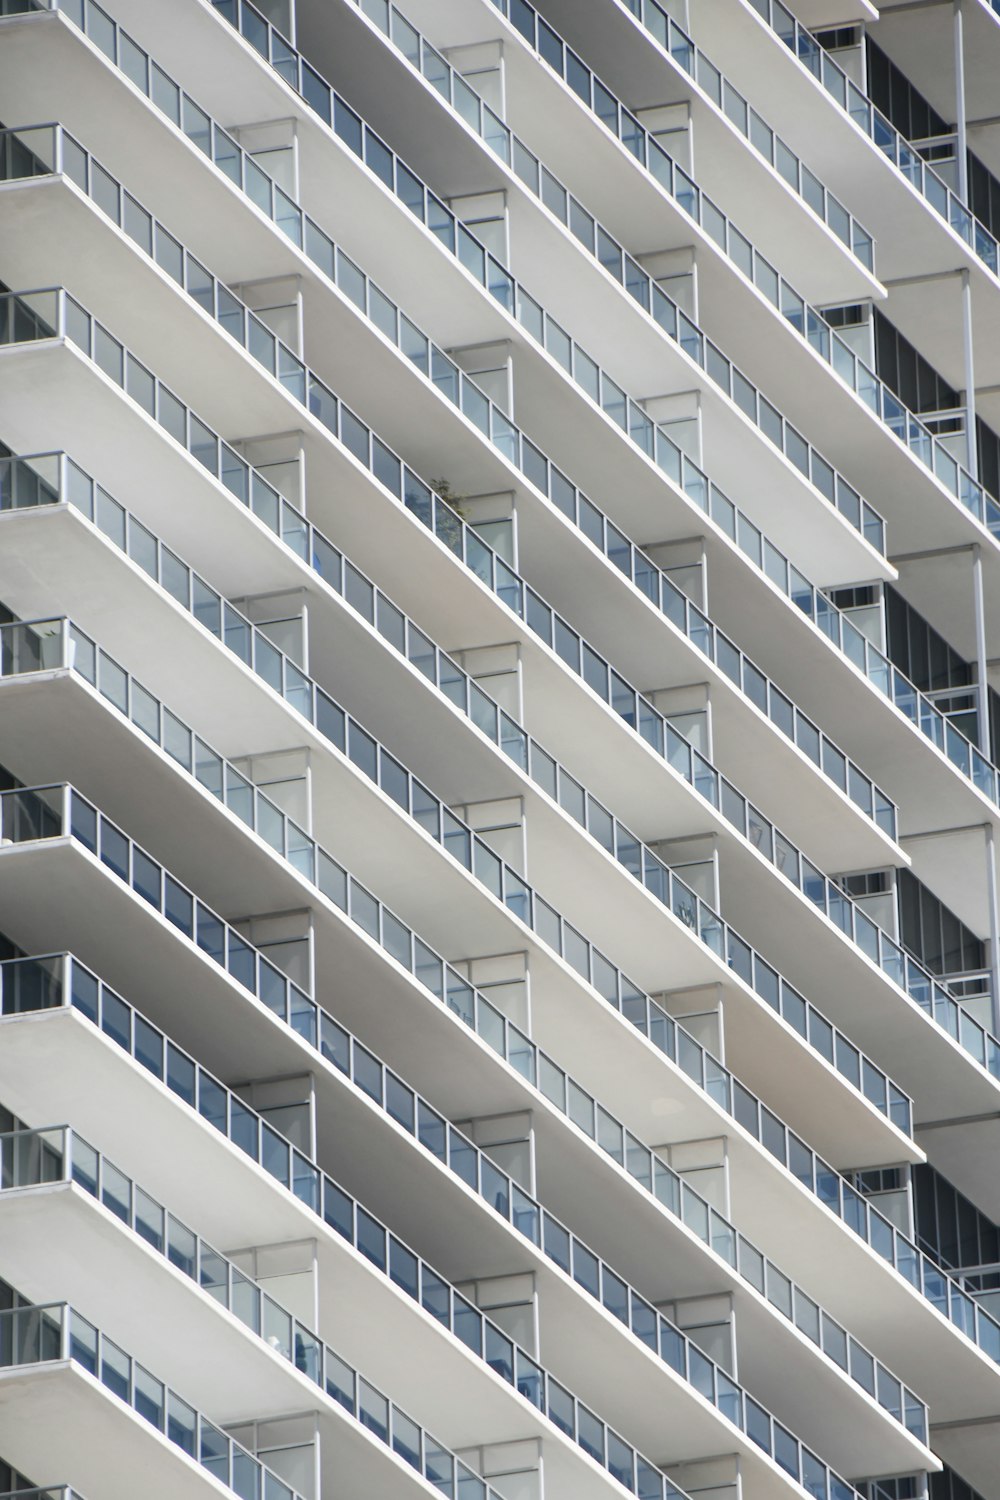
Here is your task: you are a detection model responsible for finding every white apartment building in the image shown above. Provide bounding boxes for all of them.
[0,0,998,1497]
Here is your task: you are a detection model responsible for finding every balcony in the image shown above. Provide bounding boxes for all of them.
[15,0,895,588]
[0,988,935,1488]
[0,289,909,904]
[0,564,920,1179]
[0,997,891,1500]
[0,139,904,871]
[0,1302,306,1500]
[0,818,988,1430]
[2,437,995,1174]
[872,4,1000,184]
[1,313,995,1170]
[0,1061,932,1474]
[0,1147,561,1500]
[3,23,959,792]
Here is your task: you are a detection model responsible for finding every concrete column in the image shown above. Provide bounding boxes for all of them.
[954,0,969,204]
[457,1439,543,1500]
[954,0,978,480]
[459,1109,536,1196]
[973,544,990,756]
[458,1271,538,1358]
[986,822,1000,1037]
[961,267,977,478]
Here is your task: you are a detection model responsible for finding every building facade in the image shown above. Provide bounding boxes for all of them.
[0,0,998,1496]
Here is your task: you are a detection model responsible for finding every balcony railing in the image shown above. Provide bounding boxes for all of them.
[744,0,1000,279]
[0,1017,814,1497]
[0,1126,518,1500]
[0,776,314,1022]
[0,783,983,1364]
[483,3,999,545]
[0,968,923,1489]
[0,280,911,889]
[0,767,993,1385]
[0,477,918,1134]
[347,0,873,267]
[10,0,890,565]
[341,0,993,564]
[17,22,993,793]
[36,1,896,630]
[0,616,947,1441]
[954,1260,1000,1323]
[40,8,1000,762]
[10,0,1000,815]
[0,1300,305,1500]
[0,120,897,843]
[0,766,911,1232]
[481,0,870,257]
[2,617,926,1287]
[3,224,994,1040]
[5,451,997,1089]
[8,445,991,1097]
[209,0,887,554]
[812,588,1000,806]
[0,949,927,1439]
[610,0,1000,542]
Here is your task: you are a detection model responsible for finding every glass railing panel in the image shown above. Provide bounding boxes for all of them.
[0,450,61,509]
[204,0,884,552]
[0,1127,512,1500]
[408,0,870,266]
[0,1125,66,1188]
[0,964,921,1490]
[0,501,911,1136]
[0,457,948,1105]
[38,19,986,787]
[0,957,937,1435]
[0,120,57,177]
[0,949,936,1438]
[0,113,898,839]
[746,0,1000,281]
[0,615,66,676]
[0,782,65,843]
[601,4,1000,540]
[0,287,60,344]
[0,1300,304,1500]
